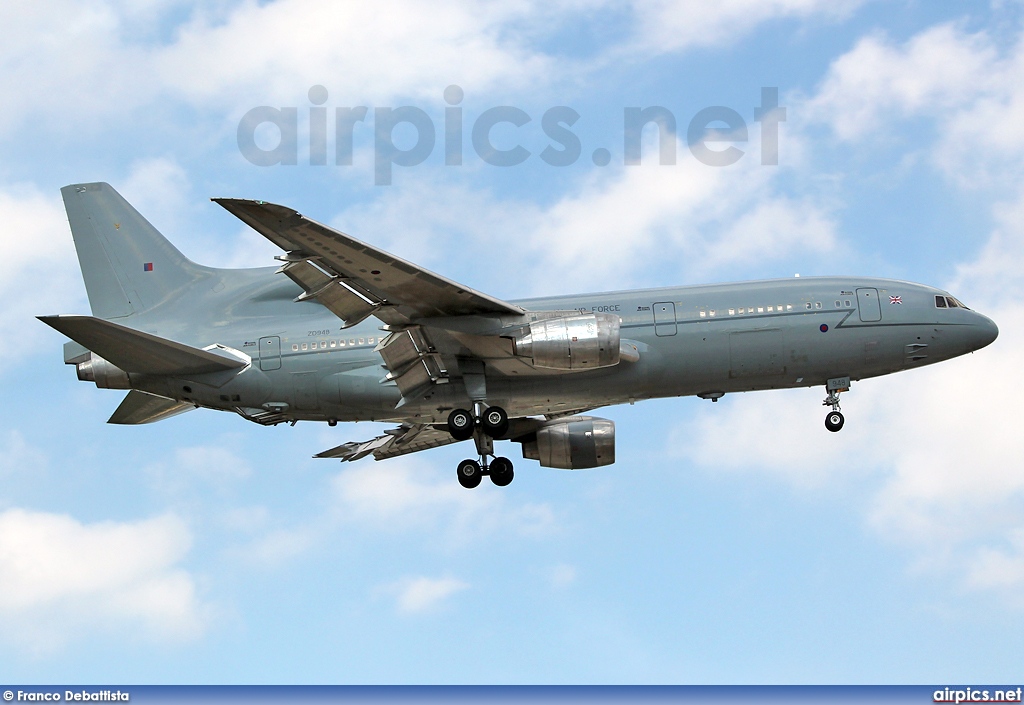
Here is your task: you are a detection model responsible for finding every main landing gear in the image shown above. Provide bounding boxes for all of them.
[822,383,846,433]
[457,455,514,489]
[449,404,514,489]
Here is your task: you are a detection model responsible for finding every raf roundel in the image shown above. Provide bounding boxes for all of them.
[820,323,828,333]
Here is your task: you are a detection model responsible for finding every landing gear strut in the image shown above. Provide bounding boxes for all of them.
[822,382,846,432]
[452,405,515,489]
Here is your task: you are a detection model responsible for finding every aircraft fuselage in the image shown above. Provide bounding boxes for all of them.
[112,273,997,424]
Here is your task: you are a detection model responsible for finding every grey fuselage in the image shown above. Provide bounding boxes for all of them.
[114,269,999,424]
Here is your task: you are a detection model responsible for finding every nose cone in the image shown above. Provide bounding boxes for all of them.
[968,313,999,352]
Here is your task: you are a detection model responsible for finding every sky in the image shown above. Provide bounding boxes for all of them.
[1,0,1023,685]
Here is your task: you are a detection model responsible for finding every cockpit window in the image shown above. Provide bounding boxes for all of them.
[939,295,971,310]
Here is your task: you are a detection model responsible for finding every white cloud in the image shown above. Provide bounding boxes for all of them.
[804,22,1024,186]
[626,0,866,55]
[0,1,871,139]
[0,508,205,651]
[331,457,558,544]
[0,185,87,366]
[380,575,469,615]
[326,132,836,299]
[145,441,252,497]
[0,430,48,480]
[676,300,1023,600]
[231,526,318,568]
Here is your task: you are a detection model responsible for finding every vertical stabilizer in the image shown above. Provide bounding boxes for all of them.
[61,182,207,319]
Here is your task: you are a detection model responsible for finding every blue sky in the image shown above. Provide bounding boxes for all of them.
[1,0,1023,684]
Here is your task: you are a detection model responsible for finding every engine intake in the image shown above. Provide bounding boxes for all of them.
[521,416,615,469]
[510,313,620,370]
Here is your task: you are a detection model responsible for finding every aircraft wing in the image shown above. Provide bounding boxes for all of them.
[315,423,460,462]
[213,198,523,327]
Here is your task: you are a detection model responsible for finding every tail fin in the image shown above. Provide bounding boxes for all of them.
[61,182,208,319]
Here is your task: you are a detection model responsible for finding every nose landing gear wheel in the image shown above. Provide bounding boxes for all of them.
[457,459,482,489]
[489,457,514,487]
[481,406,509,437]
[447,408,475,441]
[825,411,845,432]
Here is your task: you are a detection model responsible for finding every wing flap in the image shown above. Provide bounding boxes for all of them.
[316,423,459,462]
[38,315,246,376]
[108,390,195,424]
[278,260,381,328]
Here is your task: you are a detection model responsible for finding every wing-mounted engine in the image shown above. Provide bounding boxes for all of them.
[507,312,621,370]
[518,416,615,469]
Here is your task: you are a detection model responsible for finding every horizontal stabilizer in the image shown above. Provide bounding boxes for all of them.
[108,390,195,425]
[38,315,245,376]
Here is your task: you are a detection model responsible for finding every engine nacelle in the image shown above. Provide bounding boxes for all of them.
[76,353,131,389]
[509,313,620,370]
[521,416,615,469]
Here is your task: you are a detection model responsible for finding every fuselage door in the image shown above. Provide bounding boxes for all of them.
[856,288,882,322]
[653,302,677,336]
[259,336,282,371]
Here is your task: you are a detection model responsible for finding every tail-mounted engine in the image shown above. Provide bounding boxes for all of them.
[75,353,131,389]
[508,313,620,370]
[520,416,615,469]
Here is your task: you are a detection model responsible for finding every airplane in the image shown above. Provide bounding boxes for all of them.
[39,183,999,489]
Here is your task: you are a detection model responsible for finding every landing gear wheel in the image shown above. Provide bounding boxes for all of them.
[825,411,845,433]
[457,459,482,489]
[490,457,514,487]
[447,408,475,441]
[481,406,509,438]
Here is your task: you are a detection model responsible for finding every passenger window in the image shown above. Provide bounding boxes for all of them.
[728,308,735,315]
[699,310,706,318]
[805,303,812,310]
[321,341,327,349]
[359,338,365,345]
[709,310,716,317]
[368,337,376,344]
[786,304,792,311]
[292,344,298,351]
[301,343,308,351]
[349,339,356,345]
[330,340,337,348]
[757,307,764,313]
[845,300,851,307]
[815,302,822,309]
[767,306,773,312]
[834,300,841,308]
[936,295,947,308]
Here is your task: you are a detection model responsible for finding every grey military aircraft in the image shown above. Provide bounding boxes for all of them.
[40,183,999,488]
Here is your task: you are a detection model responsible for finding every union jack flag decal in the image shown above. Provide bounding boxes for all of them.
[889,295,902,304]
